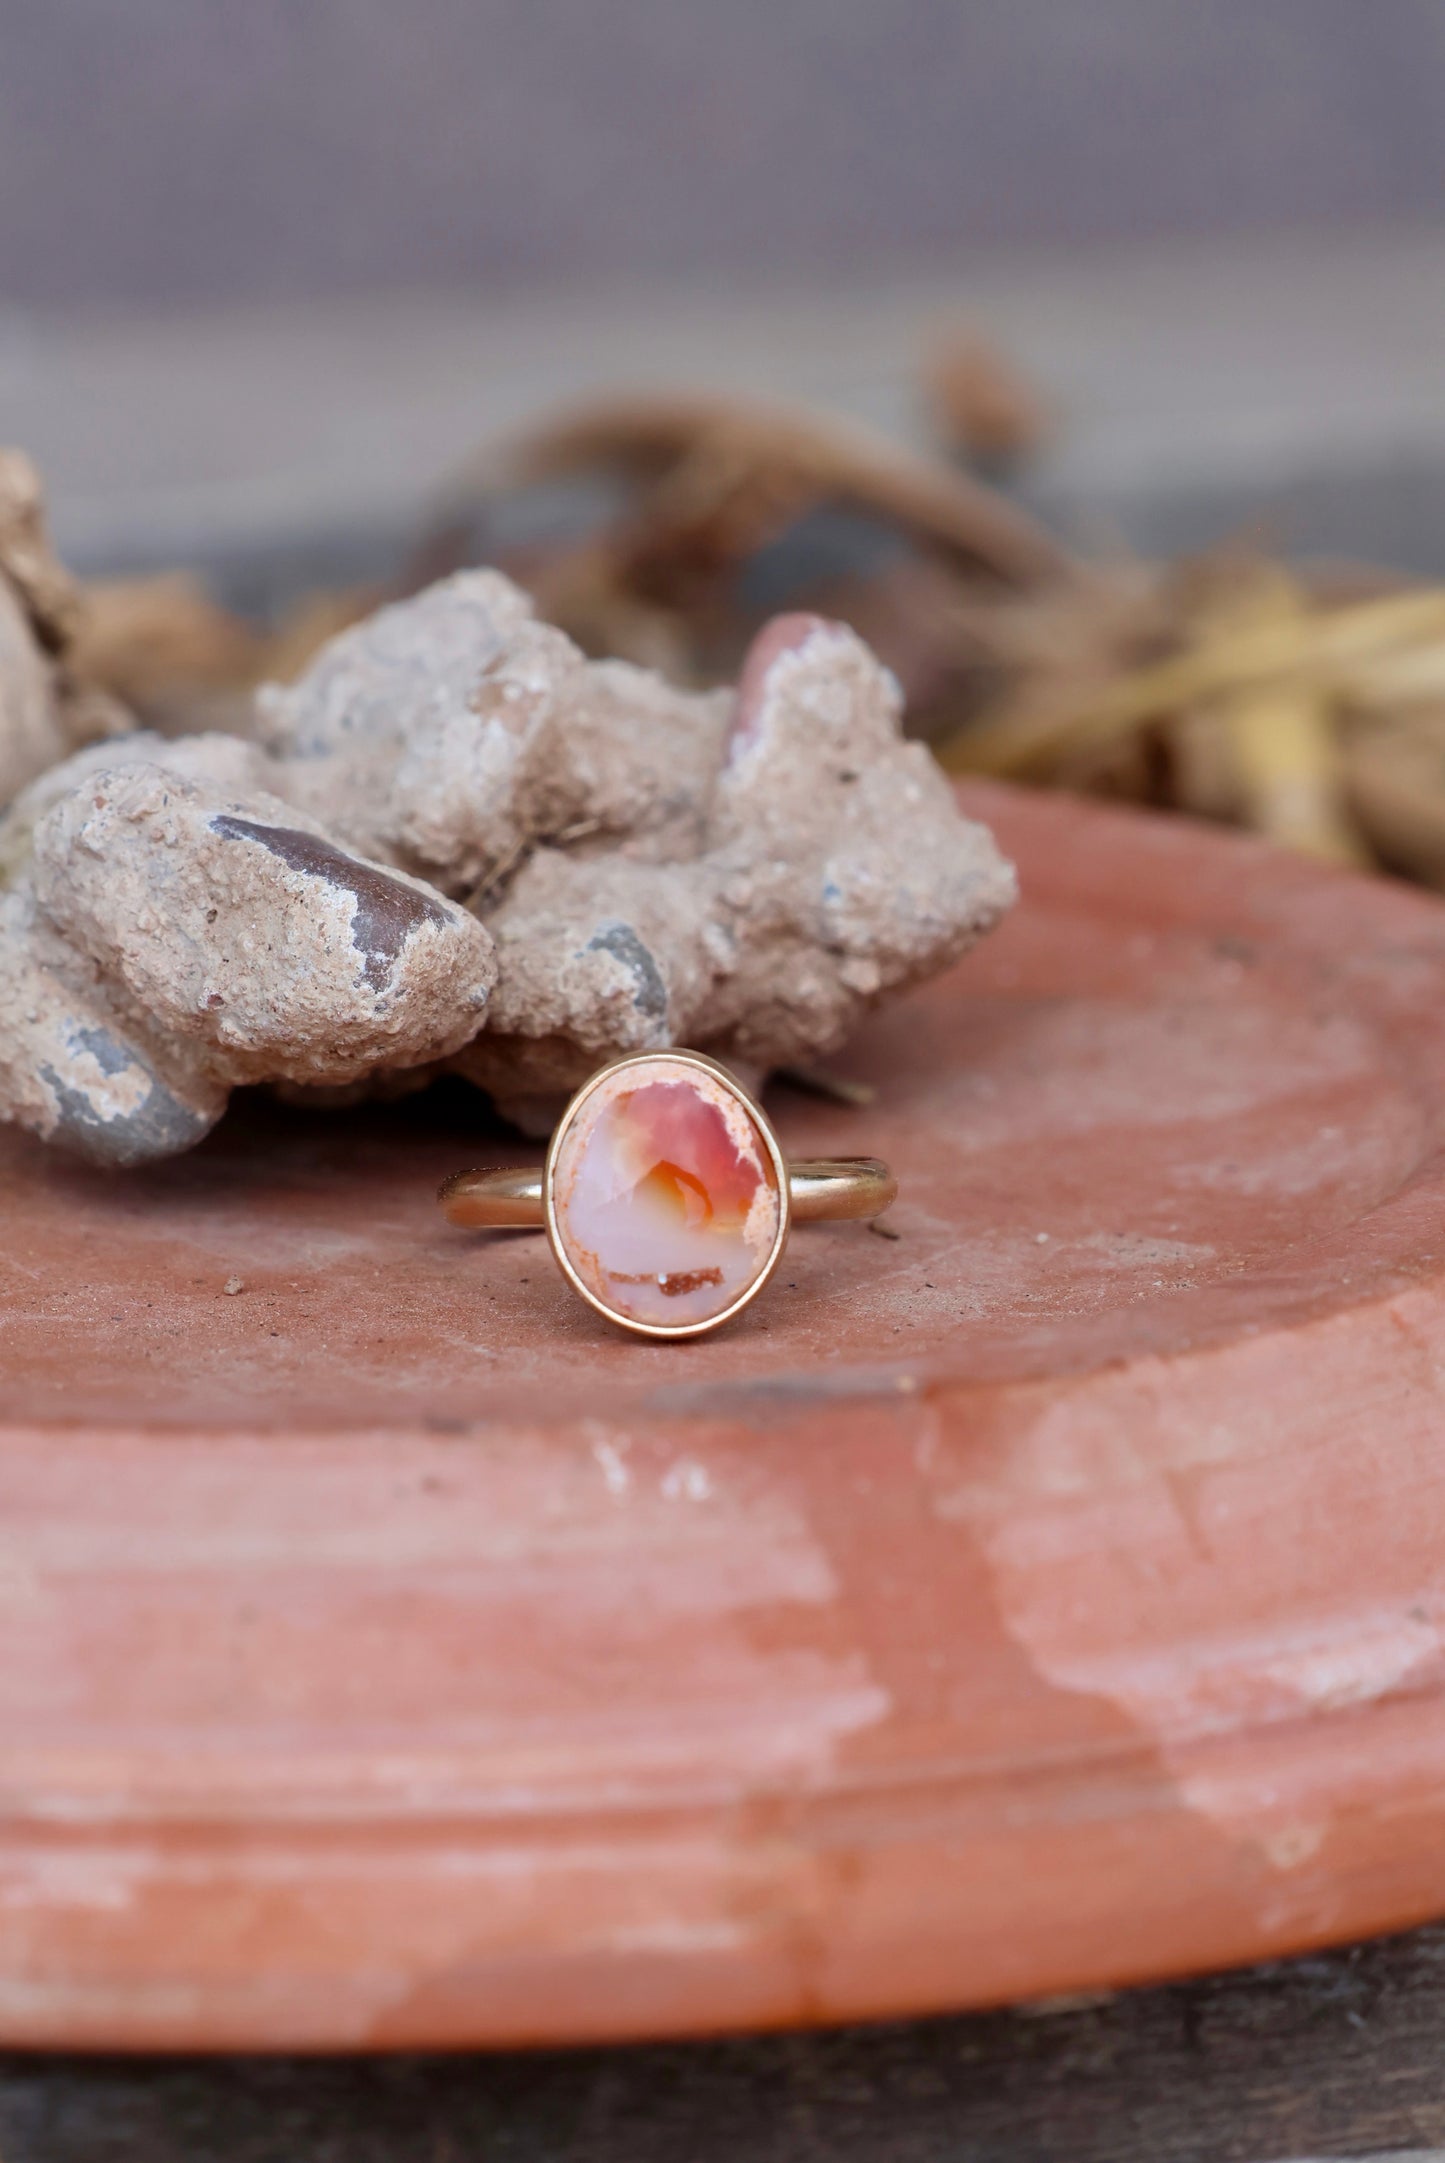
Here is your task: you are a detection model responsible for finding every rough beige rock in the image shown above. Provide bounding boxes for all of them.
[0,450,80,652]
[0,748,495,1163]
[0,571,1015,1162]
[0,450,131,804]
[0,579,62,806]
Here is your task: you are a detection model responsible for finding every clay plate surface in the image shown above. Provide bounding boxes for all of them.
[6,782,1445,2049]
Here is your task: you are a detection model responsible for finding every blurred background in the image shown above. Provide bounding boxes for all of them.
[8,0,1445,309]
[8,0,1445,876]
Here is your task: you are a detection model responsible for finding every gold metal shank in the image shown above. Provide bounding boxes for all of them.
[787,1157,897,1222]
[438,1154,896,1230]
[437,1163,546,1228]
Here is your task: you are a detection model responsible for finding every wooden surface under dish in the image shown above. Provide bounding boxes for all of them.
[4,780,1445,2049]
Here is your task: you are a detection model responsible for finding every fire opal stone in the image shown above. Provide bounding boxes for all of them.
[549,1057,783,1331]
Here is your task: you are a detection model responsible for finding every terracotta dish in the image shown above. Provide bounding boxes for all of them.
[4,782,1445,2048]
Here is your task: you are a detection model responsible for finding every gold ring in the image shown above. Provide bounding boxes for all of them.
[438,1049,897,1340]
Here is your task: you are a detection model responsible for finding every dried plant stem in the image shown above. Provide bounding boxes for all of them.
[944,590,1445,780]
[1219,681,1366,866]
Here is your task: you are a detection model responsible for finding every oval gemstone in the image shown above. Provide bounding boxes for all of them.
[548,1056,784,1332]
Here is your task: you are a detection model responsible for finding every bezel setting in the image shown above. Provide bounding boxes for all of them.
[542,1049,791,1340]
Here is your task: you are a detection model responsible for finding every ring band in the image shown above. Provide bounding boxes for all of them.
[438,1156,897,1228]
[437,1049,896,1340]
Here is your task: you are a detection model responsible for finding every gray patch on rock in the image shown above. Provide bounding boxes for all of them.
[586,921,668,1021]
[40,1049,217,1166]
[70,1023,132,1078]
[211,815,451,993]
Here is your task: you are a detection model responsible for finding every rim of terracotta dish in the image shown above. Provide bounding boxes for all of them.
[543,1048,792,1341]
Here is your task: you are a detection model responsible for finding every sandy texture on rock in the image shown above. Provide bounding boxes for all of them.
[0,451,131,805]
[0,571,1014,1161]
[0,749,495,1163]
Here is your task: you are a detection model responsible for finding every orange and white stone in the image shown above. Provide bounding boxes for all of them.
[548,1056,784,1332]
